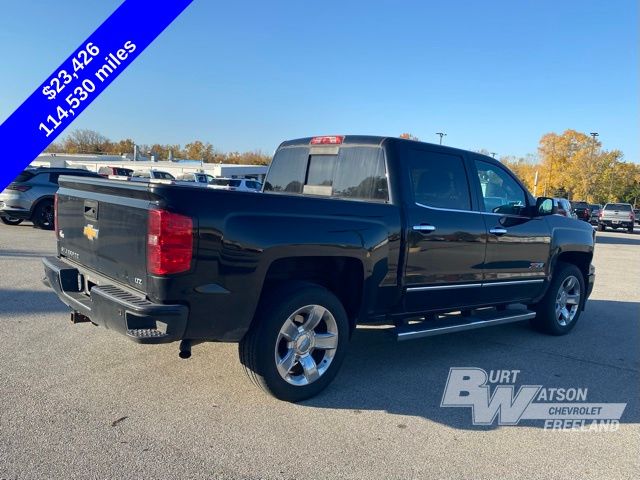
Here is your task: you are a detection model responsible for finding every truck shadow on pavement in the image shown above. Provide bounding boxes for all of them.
[0,288,68,316]
[305,299,639,430]
[0,249,57,259]
[595,234,640,246]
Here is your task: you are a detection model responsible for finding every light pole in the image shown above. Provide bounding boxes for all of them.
[490,152,497,158]
[589,132,599,202]
[436,132,446,145]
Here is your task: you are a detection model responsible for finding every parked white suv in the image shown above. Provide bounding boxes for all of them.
[209,178,262,192]
[130,170,176,183]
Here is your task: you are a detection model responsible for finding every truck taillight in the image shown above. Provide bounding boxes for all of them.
[147,209,193,275]
[54,193,59,238]
[310,135,344,145]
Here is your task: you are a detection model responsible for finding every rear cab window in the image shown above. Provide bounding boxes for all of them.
[605,203,631,211]
[264,145,389,202]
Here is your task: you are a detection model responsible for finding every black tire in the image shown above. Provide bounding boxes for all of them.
[239,282,350,402]
[597,223,605,232]
[32,199,54,230]
[530,262,585,336]
[0,216,23,226]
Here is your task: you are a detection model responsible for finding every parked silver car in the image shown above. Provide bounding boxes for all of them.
[0,168,100,229]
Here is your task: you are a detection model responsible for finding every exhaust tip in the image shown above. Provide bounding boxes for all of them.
[179,339,192,359]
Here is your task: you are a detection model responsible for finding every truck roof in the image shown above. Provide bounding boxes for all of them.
[278,135,495,162]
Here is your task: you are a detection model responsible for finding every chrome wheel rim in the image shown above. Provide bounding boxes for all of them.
[555,275,581,326]
[275,304,339,386]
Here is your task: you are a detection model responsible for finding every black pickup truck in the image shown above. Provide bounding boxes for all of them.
[43,135,595,401]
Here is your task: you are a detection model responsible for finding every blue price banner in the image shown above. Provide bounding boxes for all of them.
[0,0,193,190]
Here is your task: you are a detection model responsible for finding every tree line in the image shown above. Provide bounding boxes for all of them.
[403,130,639,205]
[500,130,639,205]
[45,129,271,166]
[48,129,639,205]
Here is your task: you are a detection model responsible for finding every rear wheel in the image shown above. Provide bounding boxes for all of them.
[530,262,584,335]
[239,283,350,402]
[32,200,54,230]
[0,216,23,226]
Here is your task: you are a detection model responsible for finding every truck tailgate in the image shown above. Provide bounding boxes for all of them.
[56,177,159,292]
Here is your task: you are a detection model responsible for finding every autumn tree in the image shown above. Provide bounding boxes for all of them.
[537,130,627,203]
[62,129,109,154]
[399,133,420,141]
[500,155,540,193]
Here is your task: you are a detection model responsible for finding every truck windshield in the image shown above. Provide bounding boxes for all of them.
[264,146,388,202]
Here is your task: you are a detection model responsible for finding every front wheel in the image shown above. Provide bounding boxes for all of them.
[530,262,584,335]
[239,283,350,402]
[1,216,23,226]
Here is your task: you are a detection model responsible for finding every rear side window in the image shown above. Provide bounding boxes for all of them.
[155,172,175,180]
[409,150,471,210]
[14,171,35,183]
[605,203,631,211]
[265,146,388,201]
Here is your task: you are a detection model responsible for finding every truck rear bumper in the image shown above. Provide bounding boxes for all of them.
[599,220,633,228]
[43,256,188,344]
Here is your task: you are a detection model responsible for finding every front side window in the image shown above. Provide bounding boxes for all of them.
[475,160,527,215]
[409,150,471,211]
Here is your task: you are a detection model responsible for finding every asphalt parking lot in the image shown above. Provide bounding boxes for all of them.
[0,223,638,479]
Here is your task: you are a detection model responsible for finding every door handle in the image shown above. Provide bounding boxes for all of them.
[489,227,507,235]
[413,224,436,232]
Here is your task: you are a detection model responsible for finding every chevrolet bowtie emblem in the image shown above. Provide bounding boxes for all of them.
[83,224,99,241]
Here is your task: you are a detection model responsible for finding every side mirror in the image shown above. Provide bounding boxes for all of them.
[536,197,556,216]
